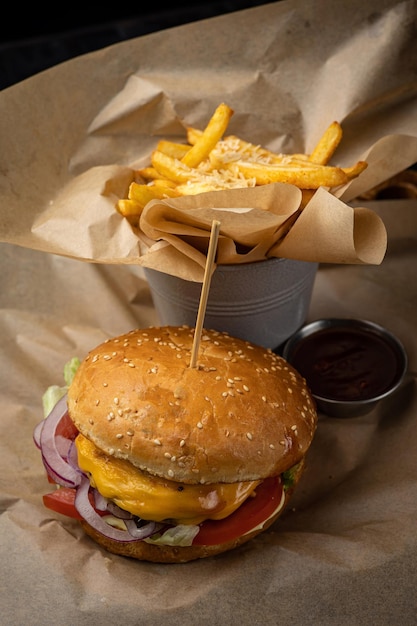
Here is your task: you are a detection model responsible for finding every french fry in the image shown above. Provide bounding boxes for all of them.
[186,127,203,145]
[129,181,180,204]
[342,161,368,180]
[309,121,343,165]
[135,166,161,181]
[117,197,142,215]
[117,104,368,216]
[151,150,195,184]
[300,189,316,208]
[181,103,234,168]
[156,140,191,159]
[117,180,181,223]
[225,160,350,188]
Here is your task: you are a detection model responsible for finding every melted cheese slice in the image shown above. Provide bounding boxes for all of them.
[75,434,260,525]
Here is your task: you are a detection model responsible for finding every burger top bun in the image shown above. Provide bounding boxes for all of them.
[67,326,317,485]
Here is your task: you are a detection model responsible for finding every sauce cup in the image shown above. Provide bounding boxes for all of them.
[282,318,408,418]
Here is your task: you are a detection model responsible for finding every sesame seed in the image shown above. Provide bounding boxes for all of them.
[262,395,267,402]
[180,439,185,447]
[89,418,94,425]
[114,397,119,405]
[153,439,162,446]
[103,382,108,387]
[167,469,174,478]
[269,443,275,449]
[126,430,134,436]
[246,432,253,440]
[196,421,203,429]
[164,452,171,459]
[103,355,112,361]
[116,434,123,439]
[243,385,249,392]
[95,399,100,406]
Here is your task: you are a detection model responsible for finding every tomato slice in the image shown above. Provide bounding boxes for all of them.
[42,476,283,547]
[192,476,283,546]
[55,410,79,440]
[43,487,106,520]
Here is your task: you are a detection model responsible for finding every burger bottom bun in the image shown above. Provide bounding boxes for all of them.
[78,464,304,563]
[80,507,280,563]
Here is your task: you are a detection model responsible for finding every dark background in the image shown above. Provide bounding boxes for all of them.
[0,2,273,90]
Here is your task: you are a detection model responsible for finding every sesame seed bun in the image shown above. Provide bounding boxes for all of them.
[67,326,317,485]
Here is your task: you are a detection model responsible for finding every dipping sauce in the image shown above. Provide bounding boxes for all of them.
[288,325,404,402]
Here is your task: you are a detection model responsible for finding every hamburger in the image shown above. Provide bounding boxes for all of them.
[34,325,318,563]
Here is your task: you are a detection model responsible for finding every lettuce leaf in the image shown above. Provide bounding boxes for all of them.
[42,357,81,417]
[145,524,200,547]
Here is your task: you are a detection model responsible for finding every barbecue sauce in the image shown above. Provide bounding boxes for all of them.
[290,327,402,402]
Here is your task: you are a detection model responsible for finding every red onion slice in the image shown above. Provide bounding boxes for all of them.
[39,394,82,488]
[33,420,44,449]
[106,500,133,520]
[92,488,109,512]
[75,477,152,543]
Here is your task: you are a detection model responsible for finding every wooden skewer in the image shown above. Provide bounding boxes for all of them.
[189,219,221,368]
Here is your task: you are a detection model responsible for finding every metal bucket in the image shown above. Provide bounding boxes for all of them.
[144,257,318,349]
